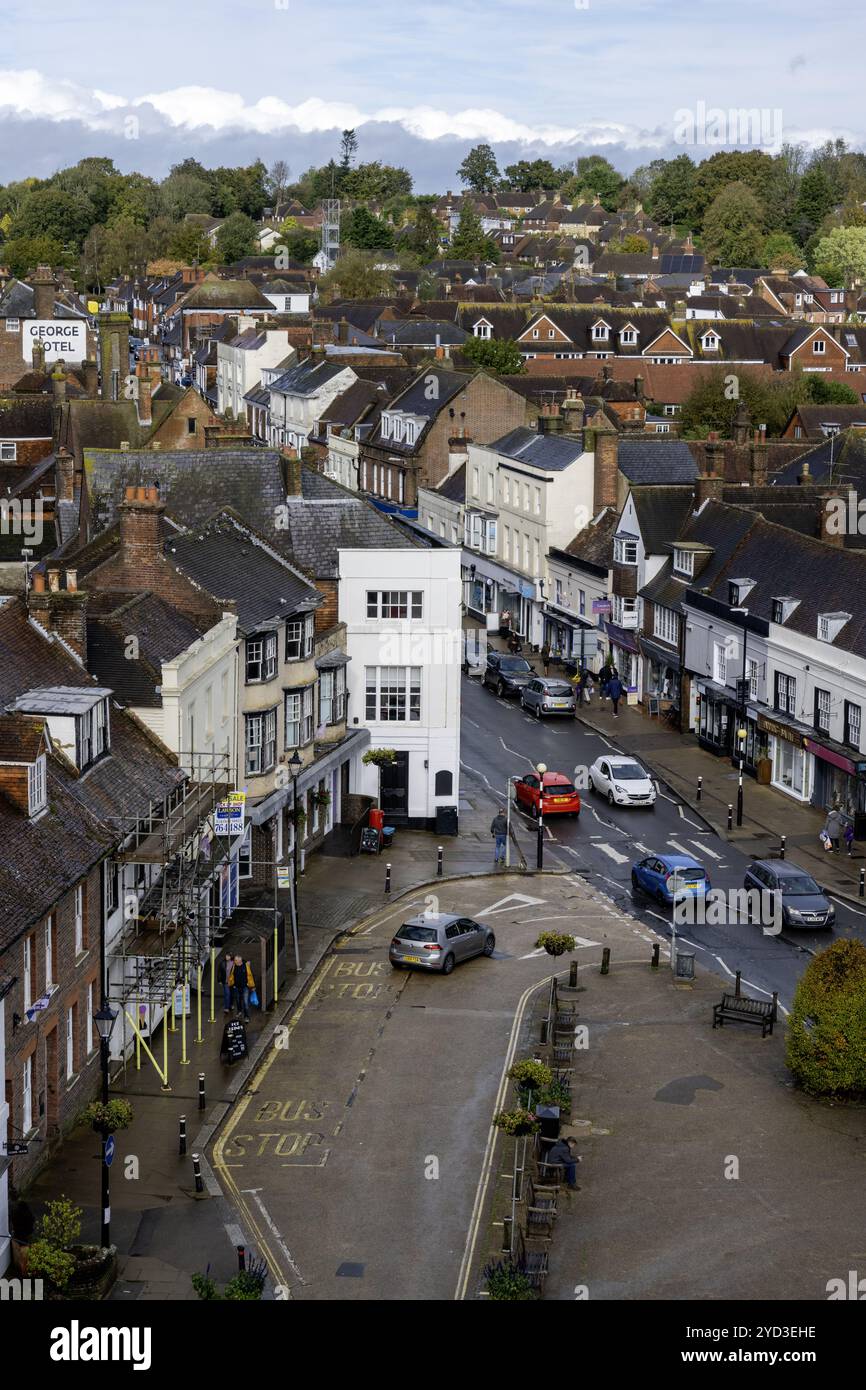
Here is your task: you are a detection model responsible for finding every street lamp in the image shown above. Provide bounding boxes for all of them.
[731,607,749,827]
[93,1002,117,1248]
[288,748,303,899]
[536,763,547,869]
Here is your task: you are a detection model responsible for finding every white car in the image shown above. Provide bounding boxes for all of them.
[589,756,656,808]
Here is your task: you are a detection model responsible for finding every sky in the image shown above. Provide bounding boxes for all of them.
[1,0,863,187]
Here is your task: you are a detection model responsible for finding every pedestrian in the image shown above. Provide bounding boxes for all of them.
[230,954,255,1021]
[491,809,508,865]
[541,641,551,676]
[844,820,855,857]
[823,807,843,853]
[545,1136,581,1190]
[582,670,594,705]
[217,951,234,1015]
[608,672,624,717]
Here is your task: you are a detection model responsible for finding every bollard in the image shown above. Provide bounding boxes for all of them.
[178,1114,187,1157]
[735,970,742,998]
[502,1217,512,1254]
[237,1245,246,1273]
[198,1073,206,1111]
[569,959,578,988]
[600,947,610,976]
[727,804,733,832]
[696,776,702,803]
[540,1018,549,1045]
[192,1153,204,1194]
[385,862,391,894]
[780,835,786,861]
[771,991,778,1022]
[437,845,443,877]
[860,868,865,898]
[651,943,660,970]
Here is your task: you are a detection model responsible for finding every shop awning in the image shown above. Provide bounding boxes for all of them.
[603,619,640,654]
[804,735,866,776]
[639,636,681,671]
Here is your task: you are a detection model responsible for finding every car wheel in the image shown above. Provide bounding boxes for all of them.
[391,961,403,970]
[483,933,496,957]
[607,790,615,806]
[441,952,455,975]
[530,802,538,819]
[589,777,596,794]
[631,871,640,890]
[656,889,667,908]
[497,680,505,697]
[535,703,542,720]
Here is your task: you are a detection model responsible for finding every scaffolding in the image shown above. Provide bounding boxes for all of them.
[321,198,340,270]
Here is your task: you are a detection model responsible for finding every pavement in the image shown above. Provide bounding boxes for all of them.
[22,771,543,1300]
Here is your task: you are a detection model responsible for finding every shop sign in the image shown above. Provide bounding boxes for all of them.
[757,714,805,746]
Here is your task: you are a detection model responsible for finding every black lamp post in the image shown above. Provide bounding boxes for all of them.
[288,749,303,899]
[536,762,547,869]
[731,607,750,827]
[93,1001,117,1248]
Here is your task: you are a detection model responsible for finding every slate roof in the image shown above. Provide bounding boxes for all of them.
[182,279,273,311]
[772,428,866,487]
[487,427,585,472]
[0,397,54,438]
[639,499,759,610]
[436,463,466,503]
[631,486,696,555]
[268,358,348,396]
[561,506,619,569]
[379,321,468,347]
[276,497,417,579]
[617,439,699,485]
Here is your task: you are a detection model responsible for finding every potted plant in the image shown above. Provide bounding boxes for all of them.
[362,747,398,768]
[83,1098,134,1133]
[311,788,331,808]
[290,804,307,828]
[538,1074,572,1115]
[536,931,576,957]
[492,1107,540,1137]
[482,1257,536,1301]
[508,1059,552,1105]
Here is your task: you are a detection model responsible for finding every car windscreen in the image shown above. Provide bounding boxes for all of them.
[546,685,574,697]
[781,876,821,896]
[397,924,439,941]
[611,764,647,780]
[544,782,576,795]
[499,657,532,672]
[669,868,705,883]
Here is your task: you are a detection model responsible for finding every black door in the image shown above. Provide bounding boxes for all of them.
[380,751,410,821]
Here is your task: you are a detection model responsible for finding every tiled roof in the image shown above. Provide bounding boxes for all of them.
[486,427,584,472]
[617,438,698,485]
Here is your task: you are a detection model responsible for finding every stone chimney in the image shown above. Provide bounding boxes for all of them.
[31,264,55,320]
[52,369,66,402]
[562,395,585,433]
[137,375,153,427]
[32,339,45,373]
[118,484,165,573]
[601,363,612,383]
[819,492,846,548]
[749,426,768,487]
[593,421,619,509]
[447,434,472,474]
[798,459,812,487]
[56,446,76,503]
[695,431,725,508]
[28,566,88,660]
[83,359,99,396]
[651,243,659,260]
[98,310,131,401]
[280,446,303,497]
[732,401,750,447]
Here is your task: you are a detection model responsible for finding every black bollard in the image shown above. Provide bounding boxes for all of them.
[178,1114,187,1157]
[780,835,786,861]
[502,1217,512,1254]
[601,947,610,976]
[771,991,778,1021]
[860,868,865,899]
[192,1153,204,1194]
[735,970,742,998]
[437,845,443,877]
[569,960,578,988]
[385,862,391,894]
[237,1245,246,1273]
[651,943,660,970]
[727,804,733,832]
[696,776,703,803]
[198,1073,206,1111]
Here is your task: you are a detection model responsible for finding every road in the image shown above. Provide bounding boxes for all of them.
[461,673,866,1015]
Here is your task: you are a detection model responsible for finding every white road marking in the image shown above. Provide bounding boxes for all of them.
[633,842,651,855]
[692,839,722,860]
[710,956,790,1016]
[667,838,693,857]
[829,894,866,917]
[241,1188,306,1287]
[499,734,534,764]
[598,843,629,865]
[478,892,548,916]
[358,901,422,935]
[464,716,481,730]
[677,804,706,829]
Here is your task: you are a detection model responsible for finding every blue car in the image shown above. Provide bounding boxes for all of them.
[631,853,711,907]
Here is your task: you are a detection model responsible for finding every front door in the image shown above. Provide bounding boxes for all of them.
[380,751,410,821]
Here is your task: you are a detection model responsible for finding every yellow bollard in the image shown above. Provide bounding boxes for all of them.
[135,995,141,1070]
[163,1001,169,1090]
[196,964,203,1044]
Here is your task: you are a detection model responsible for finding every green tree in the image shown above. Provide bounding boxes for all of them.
[1,233,66,277]
[405,199,441,262]
[701,182,765,265]
[340,129,358,170]
[620,234,650,254]
[644,153,697,227]
[678,367,795,438]
[762,231,803,271]
[451,203,497,260]
[166,222,213,264]
[572,155,623,210]
[787,939,866,1097]
[458,144,500,193]
[9,186,95,248]
[690,150,776,228]
[110,173,162,227]
[805,376,859,405]
[318,249,395,300]
[812,226,866,286]
[502,159,564,192]
[215,211,259,263]
[793,165,835,246]
[461,337,525,374]
[342,206,394,252]
[159,170,214,221]
[341,162,412,202]
[273,228,320,265]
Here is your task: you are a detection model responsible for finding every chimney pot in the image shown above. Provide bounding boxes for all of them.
[48,568,61,592]
[65,568,78,592]
[32,571,46,593]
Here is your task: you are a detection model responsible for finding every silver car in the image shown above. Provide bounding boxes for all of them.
[520,676,576,718]
[389,913,496,974]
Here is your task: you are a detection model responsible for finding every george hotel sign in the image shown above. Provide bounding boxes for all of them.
[22,319,87,363]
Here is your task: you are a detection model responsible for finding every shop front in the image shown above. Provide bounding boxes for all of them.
[603,620,640,694]
[542,604,602,670]
[759,712,812,802]
[805,736,866,834]
[696,684,767,769]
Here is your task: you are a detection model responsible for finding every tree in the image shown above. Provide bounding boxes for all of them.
[341,162,412,202]
[678,367,791,438]
[9,186,95,249]
[793,165,834,246]
[215,211,259,263]
[461,337,525,374]
[701,182,765,266]
[340,129,358,170]
[762,231,803,271]
[620,234,650,254]
[342,206,394,252]
[266,159,291,210]
[805,376,859,405]
[318,250,395,300]
[159,170,214,221]
[166,222,213,264]
[405,199,441,263]
[690,150,775,228]
[502,159,564,192]
[571,156,623,210]
[812,227,866,286]
[1,233,66,277]
[644,154,696,227]
[458,144,500,193]
[451,203,497,260]
[273,228,320,264]
[787,939,866,1097]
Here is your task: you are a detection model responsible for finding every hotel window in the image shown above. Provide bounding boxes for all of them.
[66,1004,76,1081]
[6,317,21,333]
[245,631,277,683]
[747,657,760,701]
[285,685,314,747]
[319,667,346,725]
[814,687,831,735]
[245,707,277,775]
[366,590,423,620]
[534,487,541,514]
[285,613,314,660]
[86,981,95,1055]
[365,666,421,721]
[713,642,727,686]
[845,700,861,750]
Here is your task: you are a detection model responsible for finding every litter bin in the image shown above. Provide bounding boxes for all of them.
[674,950,695,981]
[534,1103,561,1142]
[382,825,395,851]
[436,805,458,836]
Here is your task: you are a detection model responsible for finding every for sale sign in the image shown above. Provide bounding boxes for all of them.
[22,319,87,363]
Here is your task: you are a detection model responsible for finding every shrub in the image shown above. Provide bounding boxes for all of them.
[27,1240,76,1291]
[483,1257,536,1300]
[538,1075,572,1112]
[192,1269,265,1300]
[39,1196,82,1250]
[787,939,866,1098]
[492,1107,540,1136]
[362,747,398,767]
[508,1059,552,1092]
[536,931,576,957]
[83,1098,134,1133]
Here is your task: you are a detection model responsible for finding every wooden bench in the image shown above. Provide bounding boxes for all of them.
[514,1226,549,1295]
[552,1038,575,1068]
[524,1175,558,1238]
[713,992,775,1037]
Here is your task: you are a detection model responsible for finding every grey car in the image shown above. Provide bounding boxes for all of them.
[743,860,835,929]
[520,676,576,718]
[389,912,496,974]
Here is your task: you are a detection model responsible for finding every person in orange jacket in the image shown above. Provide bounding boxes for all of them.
[229,955,255,1021]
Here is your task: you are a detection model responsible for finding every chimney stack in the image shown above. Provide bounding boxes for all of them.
[56,446,75,503]
[593,421,619,509]
[732,401,750,448]
[695,431,726,508]
[819,492,846,548]
[118,484,165,576]
[798,459,813,487]
[98,310,131,401]
[83,359,99,396]
[27,567,88,660]
[634,375,644,400]
[32,339,46,374]
[749,427,769,487]
[52,369,66,402]
[31,264,55,321]
[137,375,153,427]
[563,395,585,433]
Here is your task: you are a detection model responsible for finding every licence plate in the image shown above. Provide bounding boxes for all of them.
[552,796,571,803]
[552,700,570,707]
[403,954,422,963]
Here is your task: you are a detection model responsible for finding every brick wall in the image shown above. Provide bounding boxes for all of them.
[0,437,53,469]
[149,390,220,450]
[3,864,104,1193]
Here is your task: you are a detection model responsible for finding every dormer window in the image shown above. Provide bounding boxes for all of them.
[474,321,492,339]
[619,326,638,345]
[28,754,47,816]
[728,579,755,607]
[614,535,638,565]
[673,547,694,577]
[771,597,798,624]
[591,320,610,342]
[701,332,720,351]
[8,687,112,773]
[818,611,851,643]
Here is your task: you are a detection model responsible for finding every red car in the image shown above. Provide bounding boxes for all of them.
[513,770,581,818]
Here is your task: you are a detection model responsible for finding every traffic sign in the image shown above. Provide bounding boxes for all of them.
[104,1135,115,1167]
